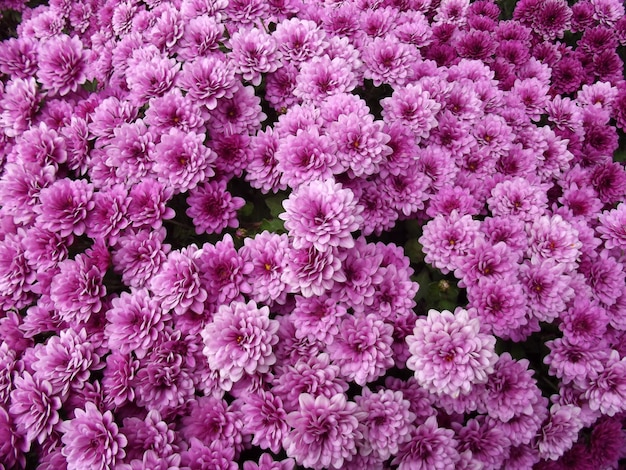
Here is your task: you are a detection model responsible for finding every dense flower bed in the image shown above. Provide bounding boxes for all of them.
[0,0,625,468]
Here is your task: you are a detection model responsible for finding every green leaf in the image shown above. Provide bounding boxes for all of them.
[258,218,286,234]
[265,195,286,218]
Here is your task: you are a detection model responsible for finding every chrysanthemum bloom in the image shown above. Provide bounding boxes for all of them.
[151,129,215,194]
[181,438,238,470]
[587,417,625,469]
[582,350,626,416]
[0,36,38,78]
[105,289,168,359]
[243,453,295,470]
[293,56,357,104]
[265,63,299,112]
[0,231,34,310]
[356,387,416,461]
[85,185,131,244]
[230,27,281,86]
[125,50,180,107]
[338,237,384,309]
[178,55,237,110]
[519,259,573,323]
[280,179,363,252]
[246,128,285,194]
[598,203,626,250]
[127,179,175,230]
[122,409,177,461]
[453,416,511,470]
[198,235,252,306]
[327,313,394,385]
[15,121,66,168]
[60,402,127,470]
[211,132,253,178]
[590,161,626,205]
[0,405,27,469]
[35,177,95,238]
[201,300,279,384]
[406,308,497,398]
[209,84,266,136]
[361,36,416,87]
[144,88,206,136]
[326,112,392,178]
[392,416,460,469]
[273,18,326,64]
[419,211,483,274]
[560,296,609,345]
[272,353,348,412]
[537,404,584,461]
[0,77,39,138]
[186,180,245,235]
[240,390,290,453]
[104,120,155,183]
[275,128,339,188]
[177,14,223,60]
[487,177,548,222]
[0,162,55,226]
[111,227,170,288]
[37,35,88,96]
[381,83,442,142]
[455,241,517,287]
[181,396,244,454]
[282,244,346,298]
[149,246,207,316]
[284,393,362,470]
[240,231,291,305]
[101,352,139,409]
[527,214,582,271]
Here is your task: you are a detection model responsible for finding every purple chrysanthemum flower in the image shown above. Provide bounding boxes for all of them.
[355,387,416,460]
[0,231,34,310]
[537,404,584,461]
[419,211,483,274]
[246,128,285,194]
[125,50,180,107]
[111,227,170,288]
[8,371,62,446]
[290,294,346,344]
[177,55,237,110]
[327,313,394,385]
[37,35,88,96]
[240,390,290,453]
[0,162,55,226]
[85,184,131,244]
[101,351,139,410]
[151,129,215,194]
[209,84,266,136]
[361,36,416,87]
[519,259,573,323]
[0,36,38,78]
[284,393,362,470]
[127,179,175,230]
[453,416,511,470]
[177,14,223,60]
[406,308,497,398]
[0,404,27,470]
[294,56,357,104]
[392,416,460,470]
[122,409,177,461]
[145,88,206,135]
[149,246,207,316]
[282,244,345,298]
[186,179,245,235]
[280,179,363,252]
[50,254,105,326]
[527,214,582,271]
[104,120,155,184]
[240,231,291,305]
[60,402,127,470]
[181,438,238,470]
[273,18,326,64]
[201,300,279,384]
[105,289,168,360]
[381,83,442,142]
[582,350,626,416]
[487,177,548,222]
[35,177,95,238]
[0,77,39,138]
[455,241,517,287]
[230,27,281,86]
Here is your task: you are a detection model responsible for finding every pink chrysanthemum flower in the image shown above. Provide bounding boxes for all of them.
[537,404,584,461]
[230,27,281,86]
[181,438,237,470]
[240,390,290,453]
[280,179,363,252]
[527,214,582,271]
[111,227,170,288]
[9,371,62,446]
[361,36,416,87]
[356,387,416,461]
[125,51,179,107]
[0,404,27,470]
[598,202,626,250]
[145,88,206,135]
[381,83,442,142]
[37,35,88,96]
[60,402,127,470]
[101,352,139,410]
[151,129,216,194]
[273,18,326,64]
[0,77,39,138]
[392,416,460,470]
[177,14,223,60]
[201,300,279,384]
[186,179,245,235]
[284,393,362,470]
[0,36,38,78]
[294,56,358,104]
[35,177,95,238]
[127,179,176,230]
[406,308,497,398]
[583,350,626,416]
[0,162,55,226]
[31,327,100,398]
[149,246,207,316]
[178,55,237,110]
[85,184,131,244]
[0,231,35,310]
[122,408,177,461]
[291,294,346,344]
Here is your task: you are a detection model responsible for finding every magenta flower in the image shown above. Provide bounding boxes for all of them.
[178,55,237,110]
[282,245,345,298]
[598,202,626,250]
[201,300,279,384]
[240,390,290,453]
[60,402,127,470]
[37,35,88,96]
[280,179,363,252]
[406,308,497,398]
[186,180,245,235]
[230,27,281,86]
[381,83,442,142]
[101,352,139,410]
[583,350,626,416]
[0,77,39,138]
[35,177,95,238]
[8,371,62,446]
[284,393,362,470]
[536,404,584,461]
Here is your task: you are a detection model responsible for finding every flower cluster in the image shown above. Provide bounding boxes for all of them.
[0,0,625,468]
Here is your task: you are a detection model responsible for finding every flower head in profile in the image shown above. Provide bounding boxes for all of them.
[201,300,279,384]
[406,307,497,398]
[60,402,127,470]
[280,179,363,252]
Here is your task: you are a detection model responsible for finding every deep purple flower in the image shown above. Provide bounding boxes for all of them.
[392,416,460,470]
[201,300,279,385]
[406,308,497,398]
[35,178,95,238]
[356,387,416,460]
[60,402,127,470]
[37,35,88,96]
[284,393,362,470]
